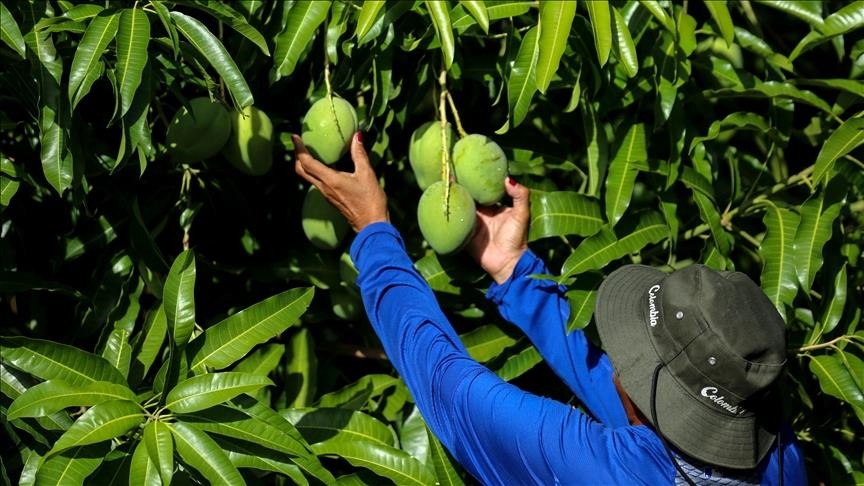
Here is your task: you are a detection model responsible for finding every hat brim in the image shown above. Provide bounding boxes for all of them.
[594,265,777,470]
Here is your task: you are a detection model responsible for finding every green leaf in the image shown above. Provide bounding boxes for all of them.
[500,25,539,132]
[164,372,273,413]
[40,114,72,197]
[460,324,517,363]
[821,264,847,335]
[102,329,132,378]
[586,0,612,66]
[790,2,864,60]
[756,0,823,27]
[355,0,386,44]
[169,421,246,486]
[0,2,26,57]
[68,11,119,110]
[528,190,604,241]
[452,1,532,28]
[129,440,161,486]
[459,0,489,33]
[759,204,800,320]
[130,305,167,385]
[272,1,329,81]
[115,8,150,118]
[582,101,608,197]
[733,26,794,72]
[171,10,253,108]
[427,425,465,486]
[216,436,307,485]
[793,178,845,292]
[233,342,285,376]
[143,421,173,486]
[536,0,576,92]
[284,407,395,447]
[637,0,674,33]
[707,81,834,115]
[704,0,735,46]
[813,117,864,185]
[310,439,436,486]
[494,343,542,381]
[36,443,110,486]
[187,287,314,371]
[809,354,864,412]
[426,0,455,69]
[164,249,196,348]
[177,0,270,55]
[7,379,135,420]
[611,6,638,77]
[0,156,21,207]
[0,336,126,386]
[47,400,144,458]
[690,112,773,150]
[317,374,400,409]
[284,328,316,408]
[605,123,647,226]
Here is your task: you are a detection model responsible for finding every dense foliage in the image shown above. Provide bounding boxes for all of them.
[1,1,862,484]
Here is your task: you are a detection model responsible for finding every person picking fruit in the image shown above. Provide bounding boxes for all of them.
[292,132,807,485]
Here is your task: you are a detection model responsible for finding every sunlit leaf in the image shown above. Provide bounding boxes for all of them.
[68,11,119,110]
[528,190,604,241]
[793,177,845,292]
[426,0,455,68]
[356,0,386,44]
[170,421,246,485]
[164,249,196,348]
[310,439,436,486]
[611,6,638,77]
[821,264,847,336]
[460,324,517,363]
[36,443,110,485]
[115,8,149,117]
[0,156,21,207]
[1,336,126,386]
[536,0,577,92]
[0,2,26,57]
[459,0,489,33]
[809,354,864,412]
[813,117,864,185]
[790,2,864,60]
[637,0,674,33]
[605,123,647,226]
[755,0,823,27]
[7,379,135,420]
[283,407,395,446]
[759,204,800,320]
[164,372,273,413]
[586,0,612,66]
[704,0,735,46]
[500,25,539,132]
[143,420,173,486]
[707,81,833,115]
[130,439,161,486]
[317,374,400,409]
[177,0,270,55]
[283,328,316,408]
[494,343,542,381]
[217,436,308,485]
[427,424,466,486]
[102,329,132,378]
[272,1,329,80]
[47,400,144,458]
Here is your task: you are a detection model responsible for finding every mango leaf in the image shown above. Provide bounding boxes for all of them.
[793,78,864,98]
[130,304,167,386]
[494,343,542,381]
[611,6,638,77]
[129,439,161,486]
[451,1,532,28]
[679,166,716,200]
[283,328,316,408]
[460,324,517,363]
[813,117,864,185]
[426,0,455,68]
[215,436,307,485]
[704,0,735,46]
[233,343,285,376]
[141,421,174,485]
[756,0,824,26]
[0,363,74,432]
[310,439,436,486]
[790,2,864,60]
[36,443,110,486]
[115,8,149,118]
[693,191,732,256]
[187,287,314,371]
[582,100,608,197]
[536,0,576,92]
[528,190,603,241]
[707,81,834,115]
[605,123,647,226]
[809,354,864,414]
[272,1,329,81]
[176,0,270,55]
[7,379,136,420]
[0,2,26,57]
[399,406,430,464]
[171,10,253,108]
[499,25,538,132]
[355,0,386,44]
[68,10,119,110]
[459,0,489,33]
[820,263,847,336]
[163,372,273,413]
[317,374,400,409]
[169,421,246,486]
[283,407,395,447]
[637,0,674,33]
[150,0,178,56]
[415,253,462,295]
[690,112,773,150]
[164,249,196,348]
[793,177,845,292]
[0,336,126,386]
[427,425,466,486]
[47,400,144,458]
[585,0,612,66]
[759,204,800,320]
[733,26,794,72]
[1,156,21,207]
[101,329,132,378]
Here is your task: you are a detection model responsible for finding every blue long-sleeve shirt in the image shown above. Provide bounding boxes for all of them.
[350,222,806,485]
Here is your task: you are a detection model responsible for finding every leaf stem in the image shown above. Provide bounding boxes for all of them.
[438,69,452,220]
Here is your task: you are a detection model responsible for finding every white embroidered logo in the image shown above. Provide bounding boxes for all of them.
[701,386,747,415]
[647,284,661,327]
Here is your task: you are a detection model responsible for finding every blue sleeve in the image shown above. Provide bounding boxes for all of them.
[486,250,629,428]
[350,223,672,486]
[759,425,808,486]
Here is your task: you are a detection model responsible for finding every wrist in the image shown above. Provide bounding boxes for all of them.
[488,250,525,284]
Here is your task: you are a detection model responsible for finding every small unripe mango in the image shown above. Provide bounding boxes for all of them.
[166,97,231,163]
[301,186,350,250]
[417,181,476,255]
[301,96,358,165]
[222,105,273,176]
[452,134,508,205]
[409,121,455,190]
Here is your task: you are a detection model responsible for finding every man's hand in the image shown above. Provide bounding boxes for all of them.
[465,178,530,285]
[294,132,389,232]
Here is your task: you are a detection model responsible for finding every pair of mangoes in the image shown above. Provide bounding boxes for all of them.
[299,96,359,250]
[409,122,508,254]
[165,97,273,176]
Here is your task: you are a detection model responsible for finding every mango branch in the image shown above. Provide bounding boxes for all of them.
[445,91,468,138]
[438,69,452,220]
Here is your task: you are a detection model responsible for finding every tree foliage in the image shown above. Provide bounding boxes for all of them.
[1,1,862,484]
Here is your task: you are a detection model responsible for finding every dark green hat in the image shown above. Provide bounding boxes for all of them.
[595,264,787,470]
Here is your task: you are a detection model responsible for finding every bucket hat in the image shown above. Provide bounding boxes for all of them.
[594,264,787,470]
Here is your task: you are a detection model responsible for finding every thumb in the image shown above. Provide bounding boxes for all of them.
[349,131,372,174]
[506,177,530,215]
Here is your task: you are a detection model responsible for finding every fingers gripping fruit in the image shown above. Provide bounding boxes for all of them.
[166,97,232,163]
[452,134,508,205]
[409,121,455,190]
[222,105,274,176]
[301,96,358,165]
[301,185,351,250]
[417,181,476,255]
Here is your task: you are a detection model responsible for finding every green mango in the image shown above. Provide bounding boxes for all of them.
[417,181,476,255]
[452,134,508,205]
[301,96,358,165]
[408,121,455,190]
[301,186,351,250]
[166,97,231,163]
[222,105,274,176]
